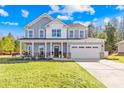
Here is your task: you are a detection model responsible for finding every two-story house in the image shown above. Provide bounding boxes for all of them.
[19,13,105,59]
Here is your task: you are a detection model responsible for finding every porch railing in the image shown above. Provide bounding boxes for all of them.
[24,51,71,58]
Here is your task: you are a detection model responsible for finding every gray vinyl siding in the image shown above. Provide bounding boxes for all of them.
[25,30,28,38]
[27,17,52,38]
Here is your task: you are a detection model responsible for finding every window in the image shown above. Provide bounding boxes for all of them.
[93,46,98,48]
[70,31,73,38]
[79,46,84,48]
[57,29,61,37]
[29,30,33,38]
[52,29,61,37]
[72,46,77,48]
[52,29,56,37]
[86,46,91,48]
[39,30,44,38]
[80,31,84,38]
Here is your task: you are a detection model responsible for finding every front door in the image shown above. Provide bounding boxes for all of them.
[54,46,60,58]
[39,46,44,57]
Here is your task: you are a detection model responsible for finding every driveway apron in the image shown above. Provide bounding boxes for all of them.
[76,60,124,88]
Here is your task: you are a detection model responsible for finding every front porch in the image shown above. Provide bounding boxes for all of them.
[20,41,71,59]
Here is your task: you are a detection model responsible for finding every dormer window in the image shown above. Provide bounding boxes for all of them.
[39,29,44,38]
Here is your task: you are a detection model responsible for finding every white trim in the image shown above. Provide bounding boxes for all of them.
[20,39,105,44]
[45,18,68,28]
[38,29,45,38]
[44,42,47,58]
[20,41,22,57]
[27,29,34,38]
[32,42,34,57]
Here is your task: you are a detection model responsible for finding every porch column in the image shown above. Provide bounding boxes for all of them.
[45,42,47,58]
[20,41,22,57]
[50,42,52,58]
[66,43,69,58]
[32,42,34,57]
[61,42,63,58]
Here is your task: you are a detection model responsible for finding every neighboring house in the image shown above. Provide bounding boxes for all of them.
[118,40,124,55]
[19,13,105,59]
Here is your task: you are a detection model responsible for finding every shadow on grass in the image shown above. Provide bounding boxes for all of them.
[0,58,29,64]
[0,58,74,64]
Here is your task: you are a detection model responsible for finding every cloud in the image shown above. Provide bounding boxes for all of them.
[0,8,9,17]
[57,15,73,20]
[116,16,121,22]
[74,21,91,26]
[21,9,29,18]
[49,5,95,20]
[93,18,98,21]
[49,5,95,15]
[116,5,124,10]
[104,17,110,23]
[49,5,60,13]
[1,21,19,26]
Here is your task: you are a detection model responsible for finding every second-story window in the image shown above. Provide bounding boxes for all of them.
[80,31,84,38]
[57,29,61,37]
[29,30,33,38]
[70,31,74,38]
[52,29,61,37]
[39,30,44,38]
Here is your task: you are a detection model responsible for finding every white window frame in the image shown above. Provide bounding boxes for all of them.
[38,29,45,38]
[69,30,74,38]
[80,30,85,38]
[52,29,61,38]
[27,29,34,38]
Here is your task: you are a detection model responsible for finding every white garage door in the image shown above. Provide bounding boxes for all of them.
[70,45,101,59]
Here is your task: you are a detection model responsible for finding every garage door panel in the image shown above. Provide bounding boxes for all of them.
[70,45,100,59]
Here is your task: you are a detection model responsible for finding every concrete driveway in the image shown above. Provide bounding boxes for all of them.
[76,60,124,88]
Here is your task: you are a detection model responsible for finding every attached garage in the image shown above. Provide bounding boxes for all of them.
[70,44,101,59]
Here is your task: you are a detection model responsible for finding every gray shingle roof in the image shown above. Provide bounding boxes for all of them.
[67,23,86,28]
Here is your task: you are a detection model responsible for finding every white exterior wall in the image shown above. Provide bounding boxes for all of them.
[46,20,67,38]
[70,44,102,58]
[118,43,124,52]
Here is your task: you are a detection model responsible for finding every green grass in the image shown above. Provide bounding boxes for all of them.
[0,57,106,88]
[108,53,124,63]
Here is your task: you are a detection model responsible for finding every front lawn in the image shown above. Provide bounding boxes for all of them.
[108,53,124,63]
[0,57,105,88]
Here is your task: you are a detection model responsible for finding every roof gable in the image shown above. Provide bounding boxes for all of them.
[24,13,53,29]
[45,18,68,27]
